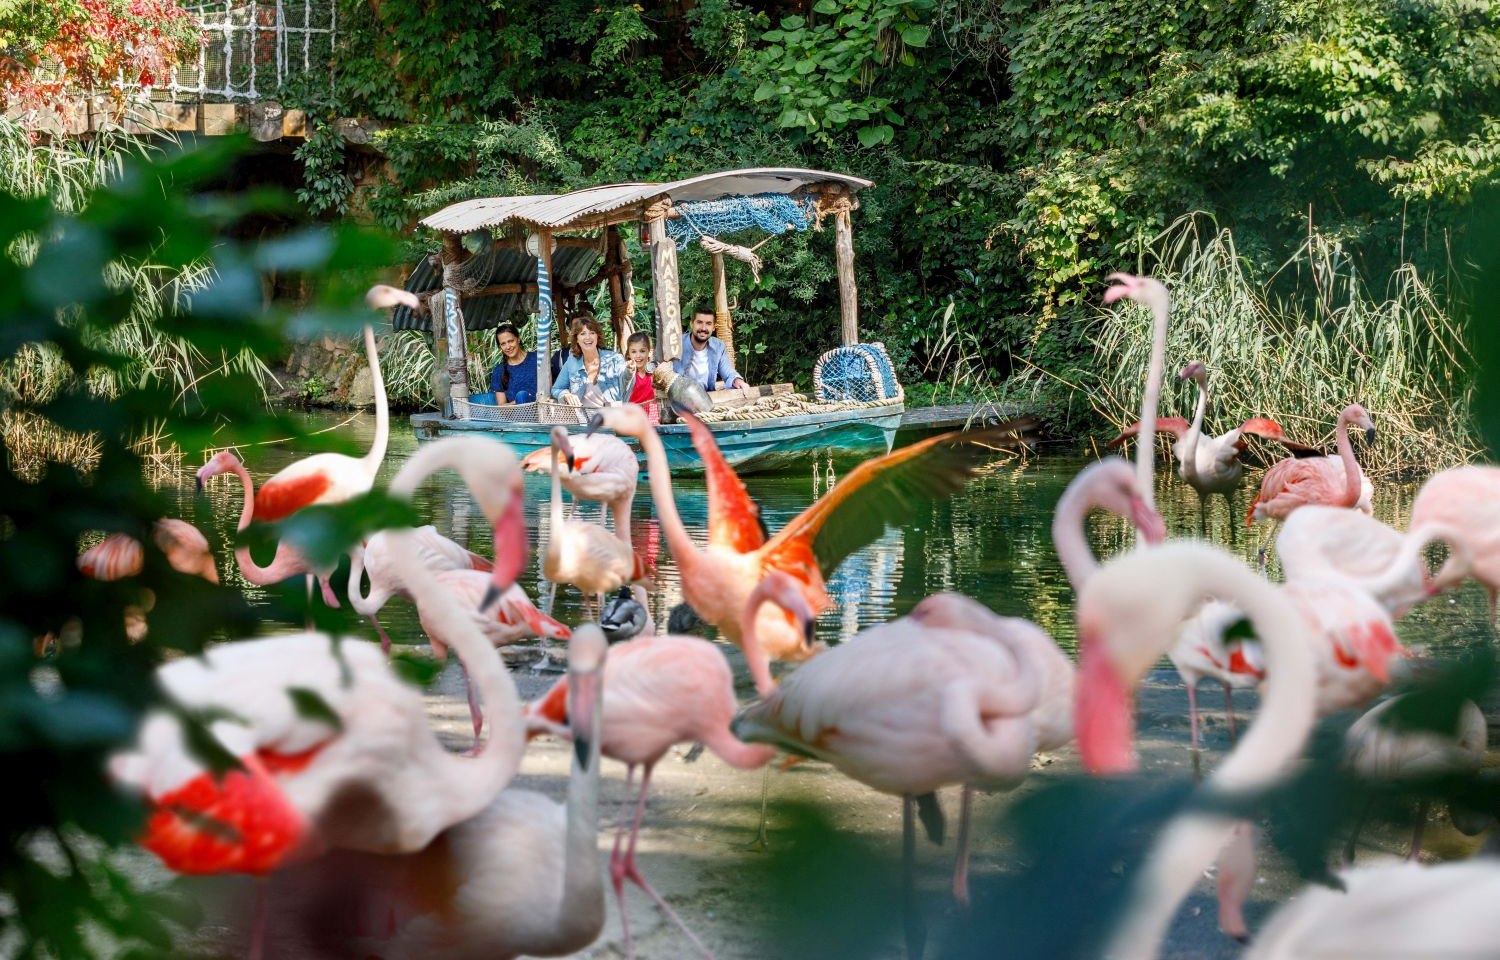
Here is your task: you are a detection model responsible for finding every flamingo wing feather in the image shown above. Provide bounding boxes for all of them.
[683,414,766,553]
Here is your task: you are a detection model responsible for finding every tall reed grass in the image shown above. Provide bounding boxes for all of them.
[1092,216,1478,479]
[378,329,501,409]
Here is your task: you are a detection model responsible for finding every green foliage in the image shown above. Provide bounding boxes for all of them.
[0,137,398,955]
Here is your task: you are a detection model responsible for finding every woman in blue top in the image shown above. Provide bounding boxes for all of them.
[551,316,629,403]
[488,323,538,404]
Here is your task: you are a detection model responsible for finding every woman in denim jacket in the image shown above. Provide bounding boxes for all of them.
[551,315,629,403]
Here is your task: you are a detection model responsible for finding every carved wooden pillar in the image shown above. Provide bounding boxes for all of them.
[647,202,681,364]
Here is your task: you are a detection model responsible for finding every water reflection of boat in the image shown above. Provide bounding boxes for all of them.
[397,168,904,475]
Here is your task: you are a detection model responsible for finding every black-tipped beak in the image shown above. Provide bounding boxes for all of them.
[194,475,204,493]
[565,452,576,473]
[573,735,591,771]
[480,583,501,614]
[1364,426,1376,443]
[803,619,816,650]
[1231,934,1251,946]
[586,412,605,437]
[568,669,599,771]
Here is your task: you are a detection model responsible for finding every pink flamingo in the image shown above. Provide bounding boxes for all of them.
[1276,505,1430,616]
[525,575,811,960]
[1101,273,1171,510]
[1074,541,1320,957]
[1110,360,1310,532]
[1168,600,1264,759]
[521,429,639,539]
[346,525,495,652]
[288,625,609,960]
[1404,464,1500,621]
[1247,402,1377,562]
[111,436,530,956]
[78,519,219,584]
[542,427,637,608]
[197,449,341,607]
[588,405,1014,670]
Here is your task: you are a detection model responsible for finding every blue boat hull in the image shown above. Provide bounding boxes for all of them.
[409,406,903,474]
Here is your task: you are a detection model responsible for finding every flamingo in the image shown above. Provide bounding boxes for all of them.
[587,405,1014,670]
[524,575,812,959]
[112,436,532,867]
[1247,402,1376,563]
[197,447,339,608]
[1168,600,1264,759]
[238,285,403,604]
[1100,273,1171,511]
[1342,694,1487,864]
[1404,464,1500,621]
[292,625,610,960]
[345,525,495,652]
[1276,505,1431,617]
[1073,541,1320,958]
[77,519,219,584]
[541,426,636,609]
[521,429,639,540]
[1110,360,1310,533]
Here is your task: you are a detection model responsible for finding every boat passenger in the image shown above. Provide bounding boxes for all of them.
[488,323,538,404]
[673,306,747,392]
[552,315,629,404]
[624,331,661,424]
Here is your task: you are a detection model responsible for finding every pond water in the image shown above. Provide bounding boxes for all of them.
[165,409,1492,661]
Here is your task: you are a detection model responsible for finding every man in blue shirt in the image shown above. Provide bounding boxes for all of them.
[672,307,748,392]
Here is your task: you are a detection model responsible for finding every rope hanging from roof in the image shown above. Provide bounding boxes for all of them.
[665,192,816,250]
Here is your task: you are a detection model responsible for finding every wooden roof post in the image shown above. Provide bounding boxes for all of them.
[617,226,637,342]
[440,287,471,414]
[646,199,681,364]
[530,230,555,400]
[834,192,859,346]
[605,226,627,346]
[432,295,452,416]
[711,250,736,368]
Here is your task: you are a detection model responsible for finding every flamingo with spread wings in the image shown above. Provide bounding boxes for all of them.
[587,405,1016,677]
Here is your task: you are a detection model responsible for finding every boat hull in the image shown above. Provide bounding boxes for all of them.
[409,406,903,474]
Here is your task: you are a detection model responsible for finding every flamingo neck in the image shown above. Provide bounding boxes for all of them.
[737,591,779,699]
[360,325,389,475]
[560,670,604,942]
[1051,483,1109,591]
[1109,561,1317,960]
[1181,379,1208,483]
[1334,412,1361,507]
[703,726,776,769]
[229,460,256,532]
[550,453,565,533]
[226,460,288,583]
[630,421,700,574]
[1135,297,1170,511]
[345,543,378,613]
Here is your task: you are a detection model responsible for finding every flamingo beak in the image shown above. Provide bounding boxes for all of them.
[803,617,816,651]
[568,668,600,772]
[585,412,605,438]
[485,489,528,609]
[1075,634,1137,775]
[1130,495,1167,546]
[1364,426,1377,443]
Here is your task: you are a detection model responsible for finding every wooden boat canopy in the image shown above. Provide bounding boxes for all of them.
[417,167,874,235]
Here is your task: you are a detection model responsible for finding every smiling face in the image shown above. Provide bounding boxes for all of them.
[627,339,651,368]
[690,312,714,347]
[496,330,523,362]
[573,324,599,354]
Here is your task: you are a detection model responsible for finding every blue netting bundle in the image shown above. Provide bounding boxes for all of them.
[666,193,817,249]
[814,343,901,402]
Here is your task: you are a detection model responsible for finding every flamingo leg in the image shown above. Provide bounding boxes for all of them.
[248,876,269,960]
[1223,683,1238,744]
[1255,520,1280,572]
[1198,496,1209,540]
[901,793,927,960]
[1187,682,1202,782]
[611,765,637,960]
[1343,797,1372,868]
[619,763,715,959]
[461,663,483,752]
[318,573,341,609]
[370,616,393,656]
[304,574,315,629]
[1409,799,1430,861]
[952,785,973,909]
[744,766,772,851]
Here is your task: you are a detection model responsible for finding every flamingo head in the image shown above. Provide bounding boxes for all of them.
[195,449,242,491]
[364,284,421,311]
[152,519,219,584]
[549,426,576,473]
[1102,272,1168,314]
[586,404,649,440]
[747,570,817,652]
[1178,359,1207,384]
[479,472,528,612]
[1341,403,1376,443]
[566,625,608,771]
[1075,614,1136,776]
[1070,458,1167,546]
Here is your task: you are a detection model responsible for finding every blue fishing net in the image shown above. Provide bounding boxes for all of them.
[666,193,817,249]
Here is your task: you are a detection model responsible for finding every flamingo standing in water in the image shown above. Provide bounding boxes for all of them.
[540,426,637,612]
[521,430,639,538]
[293,625,610,960]
[241,285,405,604]
[1111,360,1310,534]
[587,405,1014,674]
[1247,401,1376,561]
[197,449,340,605]
[525,573,812,960]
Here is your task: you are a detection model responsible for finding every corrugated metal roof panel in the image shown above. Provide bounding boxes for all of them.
[418,167,874,234]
